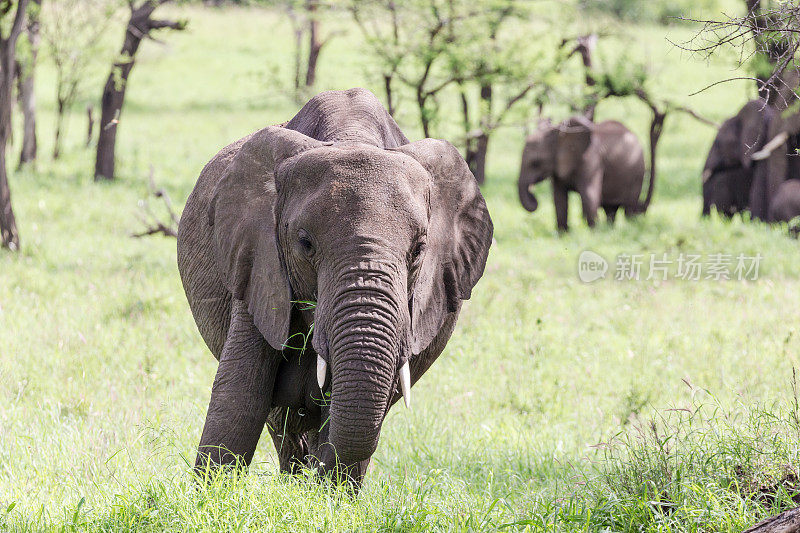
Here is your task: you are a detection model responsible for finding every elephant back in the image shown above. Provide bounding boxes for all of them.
[285,88,409,148]
[595,120,646,205]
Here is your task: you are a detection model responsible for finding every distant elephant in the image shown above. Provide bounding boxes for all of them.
[701,99,776,217]
[177,88,493,490]
[768,179,800,224]
[518,117,647,231]
[749,106,800,221]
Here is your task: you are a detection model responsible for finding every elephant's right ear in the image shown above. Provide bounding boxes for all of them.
[209,126,326,351]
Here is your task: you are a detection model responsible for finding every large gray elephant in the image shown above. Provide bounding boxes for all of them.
[177,88,493,489]
[701,99,775,217]
[518,117,647,231]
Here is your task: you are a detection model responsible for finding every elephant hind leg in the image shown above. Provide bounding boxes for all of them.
[603,205,620,224]
[624,203,642,218]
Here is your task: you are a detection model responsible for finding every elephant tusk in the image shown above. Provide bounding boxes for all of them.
[702,169,713,182]
[752,131,788,161]
[316,355,327,389]
[399,361,411,409]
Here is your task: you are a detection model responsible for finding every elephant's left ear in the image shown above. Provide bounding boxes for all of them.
[392,139,494,354]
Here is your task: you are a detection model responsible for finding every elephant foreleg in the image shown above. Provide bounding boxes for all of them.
[553,180,569,232]
[194,299,279,475]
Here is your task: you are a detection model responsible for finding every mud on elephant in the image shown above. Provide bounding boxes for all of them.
[518,116,648,231]
[177,88,493,490]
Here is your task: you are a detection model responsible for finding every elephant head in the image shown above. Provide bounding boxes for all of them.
[518,117,593,212]
[701,99,776,217]
[207,124,493,476]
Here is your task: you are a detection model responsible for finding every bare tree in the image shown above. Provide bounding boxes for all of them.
[677,1,800,107]
[350,0,476,138]
[304,0,322,86]
[283,0,338,102]
[41,0,118,160]
[587,46,718,213]
[0,0,29,251]
[131,166,179,238]
[567,34,599,120]
[350,0,401,115]
[450,3,557,184]
[17,0,39,167]
[352,0,561,183]
[94,0,186,181]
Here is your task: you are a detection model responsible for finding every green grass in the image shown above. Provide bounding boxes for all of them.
[2,4,800,531]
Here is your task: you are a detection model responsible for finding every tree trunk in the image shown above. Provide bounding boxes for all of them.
[17,66,35,165]
[0,0,29,251]
[417,88,431,138]
[477,83,492,183]
[304,0,320,87]
[468,133,489,185]
[86,104,94,147]
[287,4,303,96]
[640,109,666,213]
[575,34,597,121]
[744,505,800,532]
[94,29,141,180]
[383,74,395,116]
[94,1,184,181]
[0,149,17,250]
[53,98,64,159]
[744,0,791,100]
[17,0,38,167]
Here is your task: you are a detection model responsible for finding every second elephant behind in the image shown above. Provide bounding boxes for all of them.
[518,117,648,231]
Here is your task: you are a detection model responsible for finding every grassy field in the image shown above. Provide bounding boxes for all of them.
[2,3,800,531]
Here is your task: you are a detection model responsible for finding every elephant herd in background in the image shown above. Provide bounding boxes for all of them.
[702,95,800,224]
[518,74,800,230]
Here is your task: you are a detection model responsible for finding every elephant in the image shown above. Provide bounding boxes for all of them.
[768,179,800,224]
[176,88,493,490]
[518,117,647,231]
[748,105,800,221]
[701,99,776,217]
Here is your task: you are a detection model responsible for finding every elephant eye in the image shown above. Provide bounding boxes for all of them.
[297,229,315,257]
[409,240,425,265]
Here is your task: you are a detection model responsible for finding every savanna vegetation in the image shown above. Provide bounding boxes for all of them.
[2,1,800,531]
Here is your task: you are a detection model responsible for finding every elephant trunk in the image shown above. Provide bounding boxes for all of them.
[518,148,540,212]
[321,262,406,466]
[518,171,539,212]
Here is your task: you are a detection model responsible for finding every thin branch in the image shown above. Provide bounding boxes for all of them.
[131,166,179,238]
